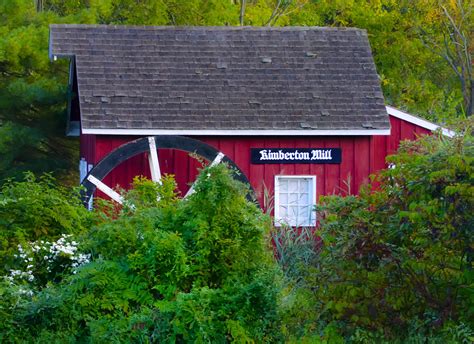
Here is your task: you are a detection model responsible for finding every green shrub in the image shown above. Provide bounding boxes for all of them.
[0,173,93,277]
[8,164,282,342]
[309,125,474,340]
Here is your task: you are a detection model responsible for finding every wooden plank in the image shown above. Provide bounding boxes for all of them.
[233,137,251,184]
[219,138,235,161]
[387,116,401,155]
[354,137,370,193]
[159,149,174,175]
[293,137,310,176]
[371,135,387,174]
[147,137,162,183]
[401,121,416,141]
[309,137,325,200]
[325,137,340,195]
[339,137,355,195]
[263,138,280,211]
[173,149,189,195]
[415,125,431,137]
[278,137,296,175]
[249,138,265,206]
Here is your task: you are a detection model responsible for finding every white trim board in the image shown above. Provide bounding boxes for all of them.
[82,128,391,136]
[385,106,454,137]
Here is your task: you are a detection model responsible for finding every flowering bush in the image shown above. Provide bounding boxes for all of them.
[5,234,91,292]
[0,173,93,279]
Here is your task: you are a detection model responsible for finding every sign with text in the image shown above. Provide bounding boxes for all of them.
[251,148,341,164]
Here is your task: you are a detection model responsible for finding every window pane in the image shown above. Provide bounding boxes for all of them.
[299,207,311,225]
[279,179,288,192]
[279,205,288,217]
[299,205,310,220]
[289,180,298,192]
[299,179,309,192]
[280,193,288,204]
[299,193,309,204]
[289,206,298,218]
[289,193,298,204]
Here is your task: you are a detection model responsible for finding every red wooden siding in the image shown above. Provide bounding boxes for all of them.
[80,134,96,164]
[80,115,434,207]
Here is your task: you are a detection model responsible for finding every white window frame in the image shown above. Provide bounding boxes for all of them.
[274,175,317,227]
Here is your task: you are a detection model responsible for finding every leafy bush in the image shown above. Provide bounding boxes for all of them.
[0,173,93,276]
[4,164,282,342]
[307,125,474,340]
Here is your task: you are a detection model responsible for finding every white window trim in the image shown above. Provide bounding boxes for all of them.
[274,175,317,227]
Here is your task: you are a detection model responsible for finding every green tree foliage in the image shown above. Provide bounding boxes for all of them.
[297,122,473,340]
[0,1,77,184]
[2,165,282,342]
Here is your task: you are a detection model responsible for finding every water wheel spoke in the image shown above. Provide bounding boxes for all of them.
[148,136,162,184]
[184,152,225,198]
[87,175,124,204]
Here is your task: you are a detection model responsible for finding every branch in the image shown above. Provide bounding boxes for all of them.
[265,0,283,26]
[240,0,246,26]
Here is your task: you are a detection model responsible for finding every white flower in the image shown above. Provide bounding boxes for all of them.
[10,270,21,276]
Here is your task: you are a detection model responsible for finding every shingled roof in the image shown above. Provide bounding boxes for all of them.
[49,25,390,135]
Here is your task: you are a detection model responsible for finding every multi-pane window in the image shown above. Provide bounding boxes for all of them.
[274,176,316,227]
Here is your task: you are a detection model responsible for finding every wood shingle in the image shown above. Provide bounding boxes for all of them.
[49,25,390,134]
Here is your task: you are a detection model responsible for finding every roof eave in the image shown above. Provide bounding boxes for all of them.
[81,128,391,136]
[386,106,455,137]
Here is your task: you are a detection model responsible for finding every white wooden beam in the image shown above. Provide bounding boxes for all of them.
[184,152,225,198]
[83,128,391,136]
[87,175,123,204]
[209,152,225,167]
[147,136,162,183]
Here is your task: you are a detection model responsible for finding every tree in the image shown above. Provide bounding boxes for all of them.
[419,0,473,116]
[0,0,77,184]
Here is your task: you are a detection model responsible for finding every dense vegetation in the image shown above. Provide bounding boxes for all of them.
[279,122,474,342]
[1,165,282,342]
[0,0,472,181]
[1,128,473,342]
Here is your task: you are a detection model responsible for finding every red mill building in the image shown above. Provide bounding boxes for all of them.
[49,25,450,226]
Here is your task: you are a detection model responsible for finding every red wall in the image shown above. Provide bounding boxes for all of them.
[81,115,431,207]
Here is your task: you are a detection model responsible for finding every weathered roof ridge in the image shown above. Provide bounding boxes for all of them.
[50,24,366,31]
[50,25,390,134]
